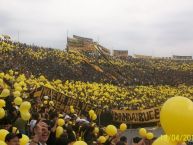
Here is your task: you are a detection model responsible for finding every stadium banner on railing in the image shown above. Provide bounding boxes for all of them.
[33,86,103,116]
[33,87,161,124]
[112,107,161,124]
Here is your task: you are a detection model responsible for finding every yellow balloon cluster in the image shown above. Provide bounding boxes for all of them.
[70,106,75,113]
[139,128,154,140]
[19,101,31,121]
[1,69,193,111]
[89,110,97,121]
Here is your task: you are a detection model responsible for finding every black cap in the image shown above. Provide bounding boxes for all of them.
[5,133,22,142]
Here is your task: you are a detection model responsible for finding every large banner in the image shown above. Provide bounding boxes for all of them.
[34,87,102,116]
[33,87,160,124]
[112,107,160,124]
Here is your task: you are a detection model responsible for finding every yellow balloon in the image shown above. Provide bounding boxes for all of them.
[49,101,54,106]
[91,113,97,121]
[73,141,87,145]
[139,128,147,137]
[44,100,48,105]
[0,108,5,119]
[70,108,75,113]
[9,70,13,75]
[89,110,94,117]
[12,127,19,134]
[0,72,4,78]
[19,134,29,145]
[120,123,127,132]
[14,83,19,89]
[94,127,99,134]
[70,105,74,109]
[20,101,31,110]
[0,79,3,84]
[0,89,10,98]
[0,99,6,108]
[160,96,193,141]
[0,129,9,141]
[21,111,31,121]
[57,119,65,126]
[58,114,63,118]
[14,97,22,105]
[15,86,22,92]
[146,132,154,140]
[105,125,117,136]
[152,135,177,145]
[13,91,21,98]
[0,140,6,145]
[56,126,64,138]
[98,136,106,143]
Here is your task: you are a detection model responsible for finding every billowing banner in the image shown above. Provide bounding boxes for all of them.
[112,107,160,124]
[34,87,102,116]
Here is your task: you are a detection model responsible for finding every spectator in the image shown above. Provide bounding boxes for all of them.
[28,120,50,145]
[5,133,22,145]
[120,136,128,145]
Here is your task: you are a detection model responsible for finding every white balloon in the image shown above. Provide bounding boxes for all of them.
[44,96,49,100]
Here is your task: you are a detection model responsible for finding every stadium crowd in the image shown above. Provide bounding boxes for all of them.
[0,38,192,145]
[0,69,158,145]
[1,39,193,86]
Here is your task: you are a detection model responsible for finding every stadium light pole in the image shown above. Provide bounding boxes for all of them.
[18,31,20,42]
[66,30,69,52]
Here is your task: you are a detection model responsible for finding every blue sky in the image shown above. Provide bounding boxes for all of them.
[1,0,193,56]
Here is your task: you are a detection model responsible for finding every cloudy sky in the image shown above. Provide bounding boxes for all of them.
[1,0,193,56]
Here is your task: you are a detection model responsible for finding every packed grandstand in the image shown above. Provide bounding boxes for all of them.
[0,35,193,145]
